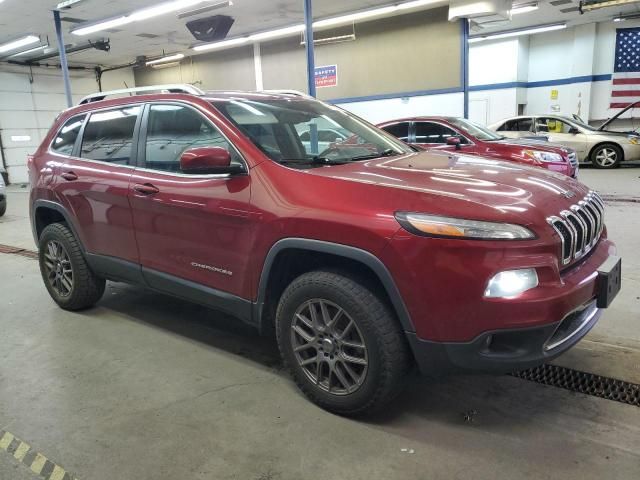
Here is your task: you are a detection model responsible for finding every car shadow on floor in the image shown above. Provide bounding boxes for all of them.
[92,281,617,432]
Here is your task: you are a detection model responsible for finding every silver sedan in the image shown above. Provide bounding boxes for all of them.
[488,114,640,169]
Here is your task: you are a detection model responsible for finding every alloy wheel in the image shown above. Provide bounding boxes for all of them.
[594,148,618,167]
[290,299,368,395]
[43,240,73,297]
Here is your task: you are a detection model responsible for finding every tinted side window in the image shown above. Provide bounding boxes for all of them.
[382,123,410,141]
[144,104,242,173]
[81,106,141,164]
[51,115,85,155]
[518,118,533,131]
[415,123,462,144]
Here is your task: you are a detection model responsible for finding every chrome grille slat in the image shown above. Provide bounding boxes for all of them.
[547,191,605,265]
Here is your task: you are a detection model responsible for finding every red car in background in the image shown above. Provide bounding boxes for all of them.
[378,117,578,178]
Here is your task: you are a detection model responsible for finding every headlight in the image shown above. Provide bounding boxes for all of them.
[628,136,639,145]
[524,150,563,163]
[395,213,536,240]
[484,269,538,298]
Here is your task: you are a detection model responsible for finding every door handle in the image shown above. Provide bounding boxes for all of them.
[61,171,78,181]
[133,183,160,195]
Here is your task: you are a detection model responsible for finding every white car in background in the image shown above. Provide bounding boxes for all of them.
[0,173,6,217]
[488,113,640,169]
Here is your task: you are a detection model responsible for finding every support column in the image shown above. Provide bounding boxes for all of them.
[303,0,316,98]
[53,10,73,107]
[462,18,469,119]
[253,42,264,91]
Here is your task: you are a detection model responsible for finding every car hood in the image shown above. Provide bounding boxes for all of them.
[307,150,589,225]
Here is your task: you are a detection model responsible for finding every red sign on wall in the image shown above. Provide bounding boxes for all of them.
[315,65,338,88]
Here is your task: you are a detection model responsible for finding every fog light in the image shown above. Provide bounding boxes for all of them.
[484,269,538,298]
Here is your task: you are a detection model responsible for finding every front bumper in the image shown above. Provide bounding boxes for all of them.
[407,300,601,375]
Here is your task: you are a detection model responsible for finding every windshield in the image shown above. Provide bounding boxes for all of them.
[447,118,504,141]
[211,97,412,167]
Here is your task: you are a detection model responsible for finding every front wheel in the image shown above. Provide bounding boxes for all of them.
[591,143,622,169]
[38,223,105,310]
[276,271,411,415]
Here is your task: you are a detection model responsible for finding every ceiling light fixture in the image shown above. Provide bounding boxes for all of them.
[581,0,640,12]
[249,24,306,41]
[468,23,566,43]
[191,0,443,52]
[72,0,232,36]
[56,0,88,9]
[146,53,185,65]
[0,35,40,54]
[9,43,50,57]
[511,2,539,15]
[192,36,248,51]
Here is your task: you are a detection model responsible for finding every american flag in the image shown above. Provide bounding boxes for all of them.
[611,27,640,109]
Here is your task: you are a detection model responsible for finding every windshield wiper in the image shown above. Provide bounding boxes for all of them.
[349,149,399,162]
[278,157,349,166]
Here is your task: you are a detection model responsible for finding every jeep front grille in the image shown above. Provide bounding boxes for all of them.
[547,192,605,265]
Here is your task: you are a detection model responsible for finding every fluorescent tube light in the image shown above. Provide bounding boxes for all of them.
[193,37,248,51]
[249,24,306,41]
[313,6,396,28]
[146,53,185,65]
[511,2,539,14]
[72,16,131,35]
[0,35,40,54]
[10,44,50,57]
[56,0,87,8]
[468,23,566,43]
[72,0,230,36]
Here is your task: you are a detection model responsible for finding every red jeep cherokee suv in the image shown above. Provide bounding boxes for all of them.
[29,86,621,415]
[378,117,579,178]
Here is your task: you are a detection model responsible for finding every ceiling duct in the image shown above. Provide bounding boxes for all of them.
[448,0,512,21]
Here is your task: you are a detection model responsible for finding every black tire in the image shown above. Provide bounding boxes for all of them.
[276,271,411,415]
[38,223,105,310]
[590,143,622,169]
[0,200,6,217]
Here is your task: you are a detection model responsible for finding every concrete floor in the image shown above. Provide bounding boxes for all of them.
[0,165,639,479]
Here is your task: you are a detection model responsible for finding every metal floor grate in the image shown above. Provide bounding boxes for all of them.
[511,364,640,407]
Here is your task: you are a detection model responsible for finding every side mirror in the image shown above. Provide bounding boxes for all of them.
[568,127,580,134]
[446,136,462,150]
[179,147,244,175]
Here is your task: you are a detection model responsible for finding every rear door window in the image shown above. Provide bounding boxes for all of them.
[51,114,85,156]
[80,106,141,164]
[381,122,410,142]
[498,118,533,132]
[414,122,462,144]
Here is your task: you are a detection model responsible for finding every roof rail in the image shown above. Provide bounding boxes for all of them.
[260,89,311,98]
[79,84,205,105]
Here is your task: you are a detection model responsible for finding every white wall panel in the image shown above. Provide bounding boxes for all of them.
[337,92,464,124]
[469,39,518,85]
[0,65,135,183]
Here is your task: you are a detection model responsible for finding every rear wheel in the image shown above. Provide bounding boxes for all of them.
[591,143,622,169]
[0,201,6,217]
[276,271,410,415]
[38,223,105,310]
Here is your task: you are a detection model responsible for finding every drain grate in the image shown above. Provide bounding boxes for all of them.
[511,364,640,407]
